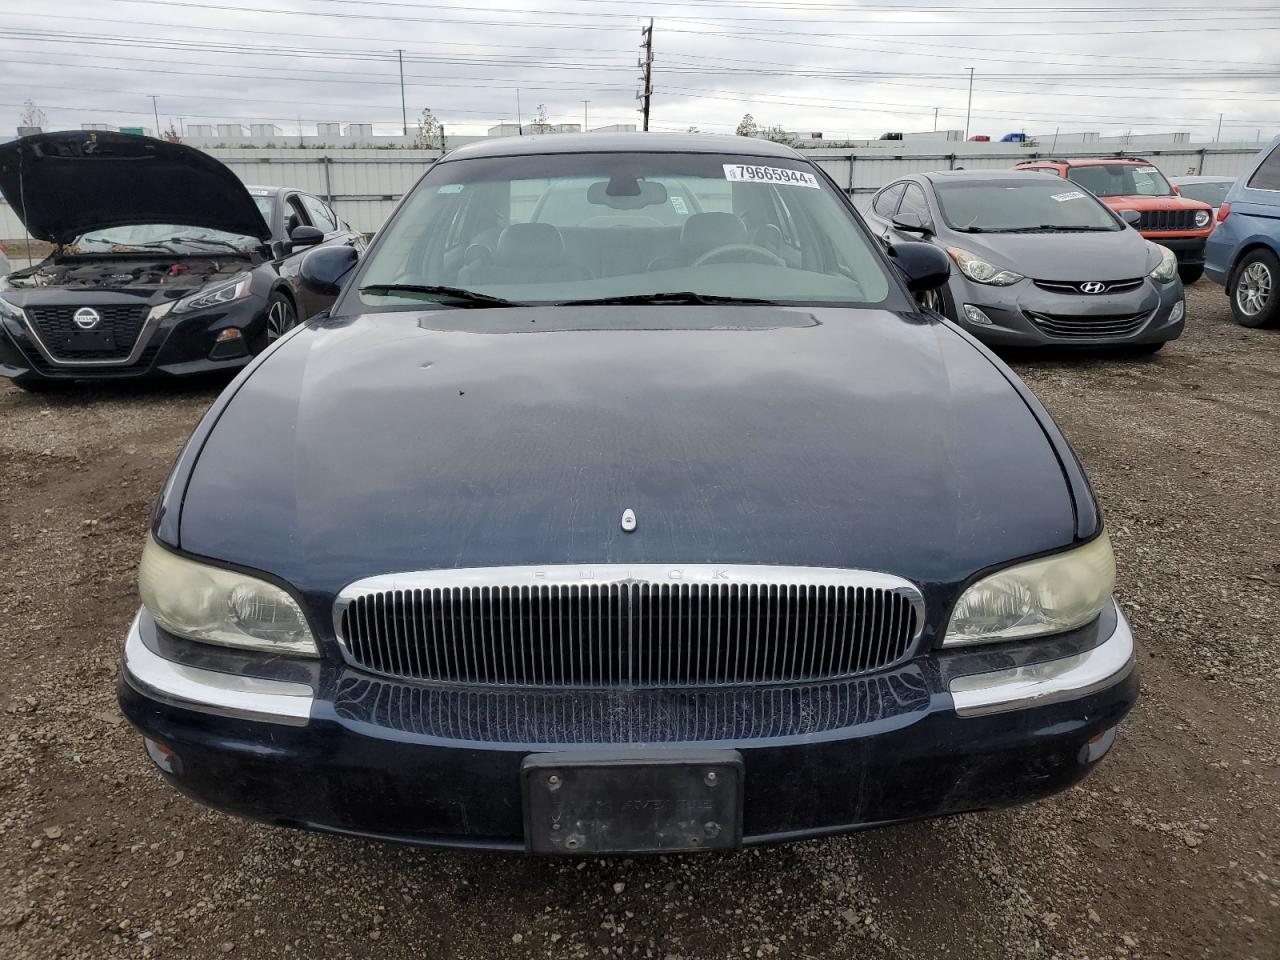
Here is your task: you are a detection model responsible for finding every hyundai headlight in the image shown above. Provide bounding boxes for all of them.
[944,532,1115,647]
[169,273,253,315]
[946,247,1024,286]
[1193,210,1211,228]
[1148,244,1178,284]
[138,537,318,656]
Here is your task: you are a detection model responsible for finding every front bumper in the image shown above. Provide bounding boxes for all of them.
[949,273,1185,348]
[119,604,1138,851]
[1142,234,1207,266]
[0,297,262,385]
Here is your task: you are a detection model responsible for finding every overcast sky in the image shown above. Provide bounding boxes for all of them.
[2,0,1278,143]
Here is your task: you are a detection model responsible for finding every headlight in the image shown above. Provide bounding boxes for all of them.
[946,247,1024,286]
[138,537,318,657]
[171,273,253,315]
[0,295,23,322]
[1193,210,1211,228]
[1149,244,1178,284]
[944,532,1115,647]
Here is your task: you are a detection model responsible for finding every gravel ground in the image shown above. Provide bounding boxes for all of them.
[1,281,1277,960]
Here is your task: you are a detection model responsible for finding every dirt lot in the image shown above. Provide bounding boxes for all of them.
[1,282,1277,960]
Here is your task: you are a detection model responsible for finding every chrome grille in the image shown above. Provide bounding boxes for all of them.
[335,566,923,688]
[1033,279,1144,295]
[1026,310,1151,339]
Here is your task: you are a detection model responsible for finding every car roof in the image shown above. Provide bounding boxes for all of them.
[920,169,1060,183]
[442,132,806,162]
[1021,157,1158,168]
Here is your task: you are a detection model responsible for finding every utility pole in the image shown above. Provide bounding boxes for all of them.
[640,19,654,132]
[963,67,974,140]
[1215,113,1223,142]
[149,95,160,135]
[516,89,523,134]
[396,49,408,137]
[582,99,590,131]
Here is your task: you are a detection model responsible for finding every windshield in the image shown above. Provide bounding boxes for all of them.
[75,223,260,253]
[1176,181,1233,207]
[933,179,1121,232]
[353,151,890,309]
[1067,163,1173,198]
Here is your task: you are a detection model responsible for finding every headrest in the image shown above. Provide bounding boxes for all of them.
[680,212,748,253]
[494,222,567,267]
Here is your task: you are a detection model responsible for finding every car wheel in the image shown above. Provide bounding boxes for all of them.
[1177,264,1203,285]
[916,283,955,321]
[1230,249,1280,328]
[265,292,297,344]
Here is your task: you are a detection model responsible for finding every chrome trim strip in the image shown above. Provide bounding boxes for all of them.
[949,601,1135,717]
[17,304,161,368]
[122,612,314,726]
[333,564,927,647]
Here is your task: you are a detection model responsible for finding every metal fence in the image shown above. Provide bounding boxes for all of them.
[0,143,1266,241]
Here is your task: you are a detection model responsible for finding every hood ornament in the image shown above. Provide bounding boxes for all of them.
[620,508,637,533]
[1080,281,1106,294]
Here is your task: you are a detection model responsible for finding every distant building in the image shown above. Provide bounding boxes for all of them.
[487,123,522,138]
[588,123,637,133]
[216,123,245,138]
[316,122,342,136]
[344,123,373,138]
[249,124,282,138]
[80,123,118,132]
[187,124,214,137]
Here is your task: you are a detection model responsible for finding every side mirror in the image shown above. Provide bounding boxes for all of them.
[299,244,359,297]
[888,241,950,294]
[891,211,932,235]
[1171,185,1182,195]
[1120,209,1141,226]
[289,225,325,250]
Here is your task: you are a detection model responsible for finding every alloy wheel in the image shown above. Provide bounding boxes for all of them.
[1236,262,1272,318]
[266,299,295,341]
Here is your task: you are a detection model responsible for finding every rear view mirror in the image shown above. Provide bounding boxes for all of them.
[587,179,668,210]
[888,241,950,293]
[891,211,932,235]
[1120,209,1141,226]
[299,244,358,297]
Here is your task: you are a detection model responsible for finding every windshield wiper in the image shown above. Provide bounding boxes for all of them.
[359,283,519,307]
[554,291,781,306]
[171,235,253,252]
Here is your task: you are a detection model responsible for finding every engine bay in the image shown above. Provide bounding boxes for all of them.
[7,256,254,292]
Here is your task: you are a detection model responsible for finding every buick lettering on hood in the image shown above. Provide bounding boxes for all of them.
[118,134,1137,854]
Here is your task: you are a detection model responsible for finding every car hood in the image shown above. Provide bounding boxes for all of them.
[177,306,1080,624]
[0,131,271,244]
[942,227,1156,282]
[1101,195,1211,214]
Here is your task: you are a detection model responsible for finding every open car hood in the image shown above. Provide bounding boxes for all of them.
[0,130,272,244]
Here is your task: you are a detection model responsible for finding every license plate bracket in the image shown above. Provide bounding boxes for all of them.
[522,750,743,855]
[60,330,118,353]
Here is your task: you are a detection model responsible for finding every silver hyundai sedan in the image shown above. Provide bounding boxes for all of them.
[865,170,1186,352]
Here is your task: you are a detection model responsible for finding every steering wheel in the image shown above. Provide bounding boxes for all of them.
[692,243,786,268]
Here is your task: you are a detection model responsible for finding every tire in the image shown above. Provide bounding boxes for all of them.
[1178,264,1203,285]
[1229,248,1280,328]
[264,291,297,345]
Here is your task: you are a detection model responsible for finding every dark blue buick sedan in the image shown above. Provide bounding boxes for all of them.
[119,134,1137,854]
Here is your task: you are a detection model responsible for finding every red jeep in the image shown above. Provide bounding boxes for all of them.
[1014,157,1214,283]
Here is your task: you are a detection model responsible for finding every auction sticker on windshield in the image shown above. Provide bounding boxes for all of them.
[724,164,820,188]
[1051,191,1087,202]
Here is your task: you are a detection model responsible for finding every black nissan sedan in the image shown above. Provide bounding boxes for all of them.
[119,134,1137,854]
[0,131,362,391]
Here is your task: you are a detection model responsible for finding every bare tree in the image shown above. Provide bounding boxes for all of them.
[686,125,701,133]
[530,104,551,134]
[162,125,182,143]
[19,99,47,130]
[415,107,442,149]
[735,113,757,138]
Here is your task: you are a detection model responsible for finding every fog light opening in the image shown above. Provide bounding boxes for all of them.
[215,329,243,343]
[962,304,994,326]
[1080,726,1118,764]
[144,737,182,775]
[1169,300,1186,324]
[209,328,250,360]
